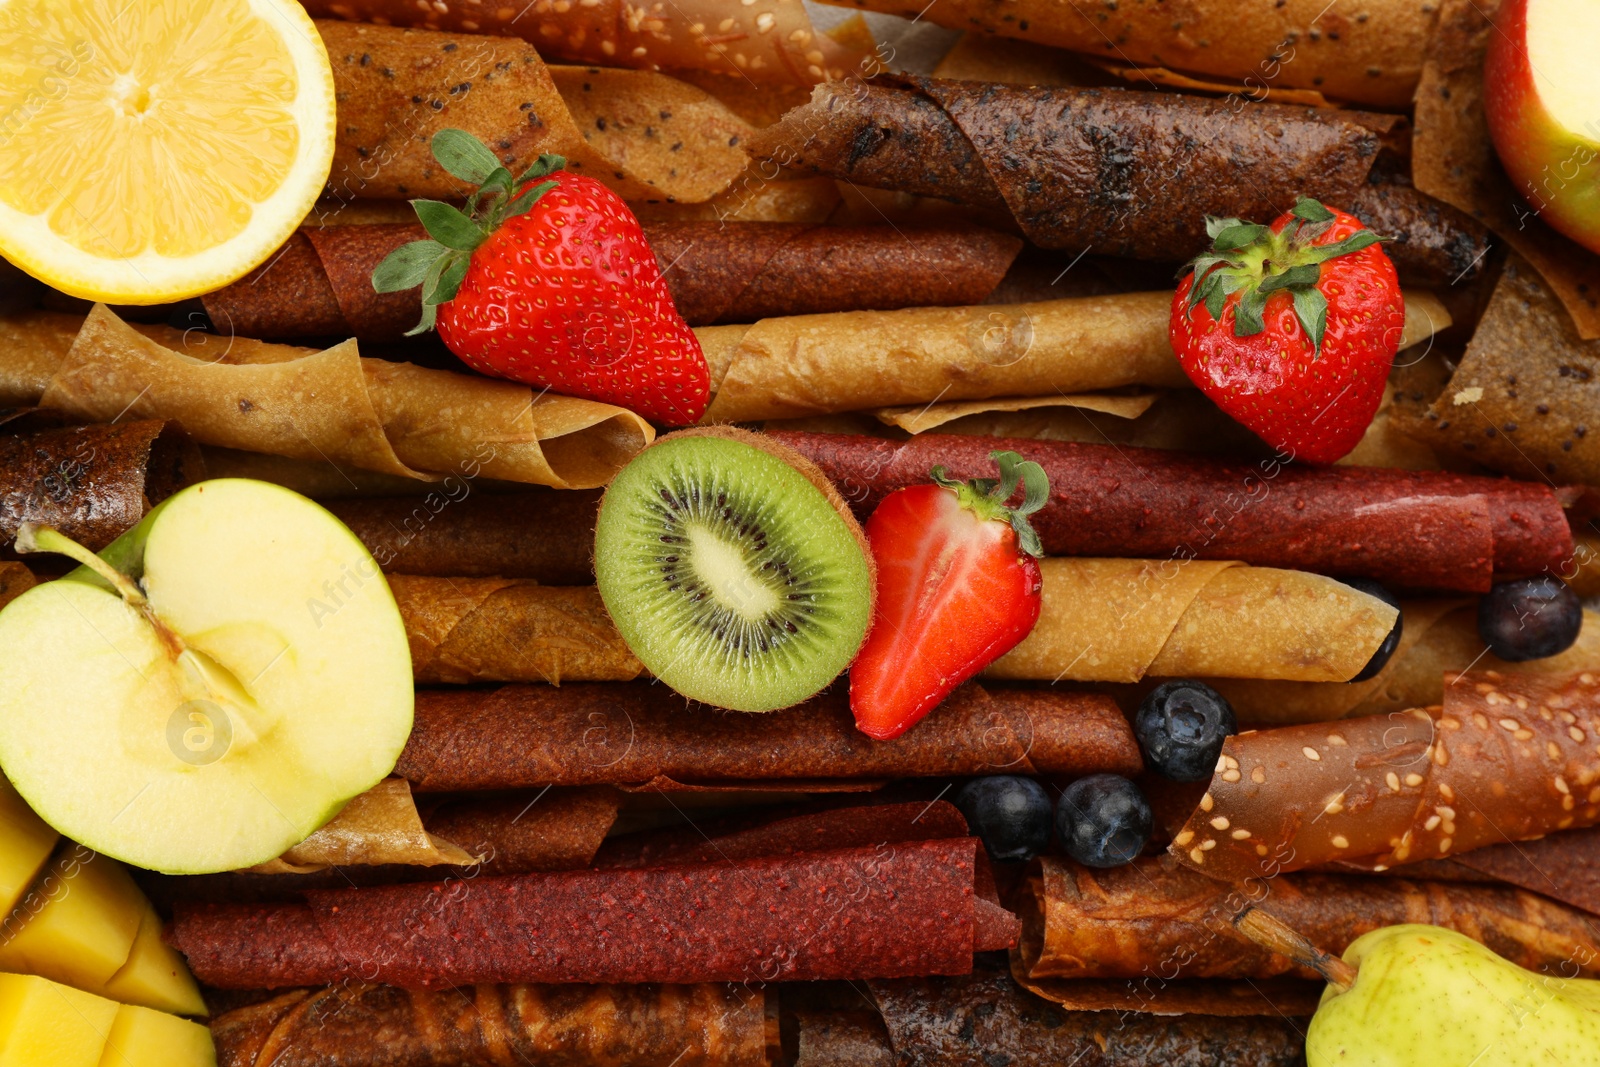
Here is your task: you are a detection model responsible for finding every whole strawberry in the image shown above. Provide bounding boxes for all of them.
[1169,198,1404,464]
[373,130,709,425]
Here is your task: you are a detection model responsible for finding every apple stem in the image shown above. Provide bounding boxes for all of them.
[1233,905,1358,993]
[14,523,187,659]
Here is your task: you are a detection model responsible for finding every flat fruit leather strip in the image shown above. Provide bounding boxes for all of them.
[1008,976,1322,1019]
[819,0,1433,107]
[316,20,751,203]
[866,966,1306,1067]
[306,0,867,84]
[1447,825,1600,918]
[326,491,600,582]
[700,290,1448,424]
[769,431,1573,592]
[389,576,643,684]
[1392,256,1600,484]
[0,420,169,552]
[211,981,770,1067]
[172,838,987,987]
[1172,671,1600,881]
[1013,855,1600,983]
[1213,606,1600,725]
[249,779,477,875]
[34,305,652,490]
[394,682,1141,790]
[751,78,1403,261]
[989,558,1395,684]
[873,394,1158,435]
[1412,0,1600,339]
[201,222,1024,340]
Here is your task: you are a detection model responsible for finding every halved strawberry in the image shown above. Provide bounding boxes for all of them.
[850,451,1047,740]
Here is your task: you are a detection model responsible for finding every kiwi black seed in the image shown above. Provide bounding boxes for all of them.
[594,427,875,712]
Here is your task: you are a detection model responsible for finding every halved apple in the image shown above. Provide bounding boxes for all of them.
[0,480,413,874]
[1485,0,1600,253]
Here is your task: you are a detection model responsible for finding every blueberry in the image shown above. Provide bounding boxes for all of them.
[1055,774,1152,868]
[954,776,1053,862]
[1134,681,1236,782]
[1478,576,1582,662]
[1340,579,1403,682]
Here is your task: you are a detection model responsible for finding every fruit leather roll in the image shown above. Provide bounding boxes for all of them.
[315,20,750,204]
[171,837,1012,988]
[200,222,1024,341]
[865,966,1306,1067]
[752,77,1405,261]
[254,778,478,874]
[306,0,867,85]
[1213,606,1600,725]
[769,431,1574,593]
[1013,855,1600,983]
[327,491,599,582]
[31,305,653,490]
[1346,182,1493,289]
[391,576,643,684]
[0,419,196,553]
[1172,671,1600,881]
[211,981,771,1067]
[394,682,1141,790]
[988,559,1396,684]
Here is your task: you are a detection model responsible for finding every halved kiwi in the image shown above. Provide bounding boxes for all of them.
[594,427,875,712]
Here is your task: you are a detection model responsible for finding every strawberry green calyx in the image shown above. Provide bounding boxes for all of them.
[371,129,567,335]
[928,450,1049,557]
[1181,197,1389,356]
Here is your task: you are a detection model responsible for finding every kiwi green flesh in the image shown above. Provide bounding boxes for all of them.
[595,434,874,712]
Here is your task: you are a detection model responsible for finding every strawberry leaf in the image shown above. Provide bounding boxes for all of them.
[517,153,567,184]
[371,239,447,293]
[431,251,472,305]
[1292,287,1329,356]
[1212,222,1269,251]
[414,200,486,253]
[1290,197,1335,223]
[1257,263,1320,293]
[504,179,558,221]
[431,129,502,185]
[405,302,439,337]
[1205,215,1244,240]
[1302,229,1385,263]
[1233,288,1268,336]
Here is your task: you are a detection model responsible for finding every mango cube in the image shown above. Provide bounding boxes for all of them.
[103,911,206,1018]
[0,781,57,919]
[97,1003,215,1067]
[0,847,142,991]
[0,972,115,1067]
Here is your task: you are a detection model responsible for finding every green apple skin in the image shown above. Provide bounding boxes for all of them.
[1485,0,1600,255]
[0,479,413,875]
[1308,924,1600,1067]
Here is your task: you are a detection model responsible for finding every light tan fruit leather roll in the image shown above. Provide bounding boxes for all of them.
[985,559,1397,684]
[696,292,1450,423]
[28,305,652,490]
[250,779,479,874]
[315,20,752,204]
[1211,607,1600,725]
[390,576,644,684]
[306,0,869,84]
[817,0,1436,107]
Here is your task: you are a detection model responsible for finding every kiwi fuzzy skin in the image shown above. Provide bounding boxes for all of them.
[593,425,877,710]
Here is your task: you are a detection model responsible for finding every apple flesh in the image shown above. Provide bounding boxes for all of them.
[0,479,413,875]
[1485,0,1600,254]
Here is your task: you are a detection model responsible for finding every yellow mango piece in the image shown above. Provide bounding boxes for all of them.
[102,911,206,1018]
[97,1004,215,1067]
[0,780,58,918]
[0,848,142,991]
[0,972,115,1067]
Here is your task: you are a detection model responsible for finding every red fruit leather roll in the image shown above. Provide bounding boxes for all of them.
[395,682,1140,791]
[171,838,996,989]
[768,431,1574,592]
[1171,671,1600,882]
[200,222,1022,340]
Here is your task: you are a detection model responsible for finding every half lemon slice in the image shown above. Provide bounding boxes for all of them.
[0,0,336,303]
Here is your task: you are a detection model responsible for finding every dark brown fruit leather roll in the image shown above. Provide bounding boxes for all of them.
[395,682,1141,790]
[753,77,1415,263]
[1172,671,1600,881]
[200,222,1022,341]
[866,965,1306,1067]
[0,420,195,553]
[1347,182,1493,287]
[171,838,1013,988]
[325,491,600,583]
[1013,856,1600,982]
[211,981,771,1067]
[769,431,1573,592]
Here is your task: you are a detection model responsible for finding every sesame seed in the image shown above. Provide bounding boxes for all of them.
[1174,829,1194,846]
[1424,814,1441,831]
[1550,742,1564,760]
[1200,839,1216,850]
[1200,792,1214,812]
[1405,773,1424,787]
[1323,793,1346,815]
[1386,772,1401,791]
[1331,835,1349,849]
[1211,816,1230,830]
[1327,733,1347,747]
[1302,746,1321,761]
[1231,828,1252,840]
[1251,766,1266,783]
[1515,729,1534,741]
[1433,746,1450,766]
[1221,769,1241,782]
[1256,844,1270,856]
[1190,847,1205,864]
[1499,718,1522,731]
[1565,795,1578,811]
[1373,864,1388,872]
[1439,837,1452,852]
[1573,727,1587,742]
[1439,784,1454,801]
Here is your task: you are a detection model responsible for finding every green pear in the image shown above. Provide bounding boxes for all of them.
[0,479,413,875]
[1309,924,1600,1066]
